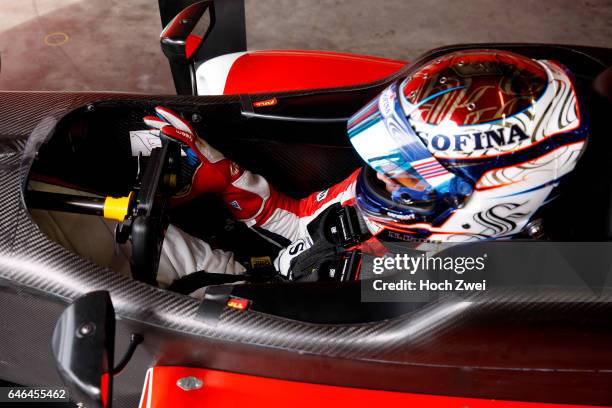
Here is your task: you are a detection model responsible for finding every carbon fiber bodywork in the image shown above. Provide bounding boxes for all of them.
[1,44,612,407]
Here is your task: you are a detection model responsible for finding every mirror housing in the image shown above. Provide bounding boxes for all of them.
[52,291,115,408]
[158,0,246,95]
[160,0,214,64]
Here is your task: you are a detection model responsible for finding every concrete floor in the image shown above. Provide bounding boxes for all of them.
[0,0,610,93]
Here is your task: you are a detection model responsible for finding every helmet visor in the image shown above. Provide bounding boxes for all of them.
[348,81,470,206]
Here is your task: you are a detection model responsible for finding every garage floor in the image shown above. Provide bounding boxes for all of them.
[0,0,610,94]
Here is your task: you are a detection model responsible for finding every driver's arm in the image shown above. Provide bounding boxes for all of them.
[144,107,361,281]
[233,169,360,243]
[144,107,360,243]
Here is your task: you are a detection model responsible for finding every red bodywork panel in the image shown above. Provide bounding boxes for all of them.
[138,366,602,408]
[223,50,406,94]
[185,34,202,59]
[101,373,109,408]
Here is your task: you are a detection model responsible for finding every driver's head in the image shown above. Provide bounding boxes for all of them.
[348,49,588,242]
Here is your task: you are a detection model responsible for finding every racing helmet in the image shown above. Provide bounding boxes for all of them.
[348,49,588,242]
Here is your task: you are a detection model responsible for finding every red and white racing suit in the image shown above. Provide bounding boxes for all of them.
[226,167,366,274]
[158,167,383,285]
[145,106,386,285]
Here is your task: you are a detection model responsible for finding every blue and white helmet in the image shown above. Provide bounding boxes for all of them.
[348,49,588,242]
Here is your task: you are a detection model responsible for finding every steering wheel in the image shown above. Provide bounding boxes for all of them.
[27,136,182,285]
[115,137,182,285]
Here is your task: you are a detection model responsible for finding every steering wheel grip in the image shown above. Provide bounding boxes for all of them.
[123,136,181,286]
[130,216,166,285]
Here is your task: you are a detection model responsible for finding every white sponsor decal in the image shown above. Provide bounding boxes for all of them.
[129,130,186,157]
[316,189,329,202]
[378,87,396,118]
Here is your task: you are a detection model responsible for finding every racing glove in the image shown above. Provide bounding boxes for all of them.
[144,106,239,196]
[143,106,271,220]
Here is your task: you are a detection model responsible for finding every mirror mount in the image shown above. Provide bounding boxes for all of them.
[52,291,143,408]
[160,0,214,65]
[52,291,115,408]
[112,333,144,375]
[160,1,214,95]
[158,0,247,95]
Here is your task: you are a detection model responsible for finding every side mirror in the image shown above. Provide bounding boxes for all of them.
[160,0,214,64]
[52,291,115,408]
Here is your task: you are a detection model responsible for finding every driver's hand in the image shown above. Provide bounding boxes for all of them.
[143,106,244,200]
